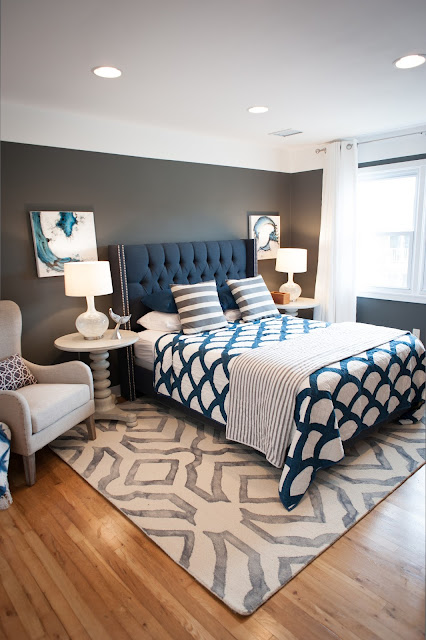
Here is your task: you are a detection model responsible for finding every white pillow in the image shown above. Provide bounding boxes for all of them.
[137,311,181,332]
[224,308,242,322]
[137,309,241,331]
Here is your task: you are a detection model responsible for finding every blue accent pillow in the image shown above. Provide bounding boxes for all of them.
[217,285,238,310]
[142,290,177,313]
[143,284,238,313]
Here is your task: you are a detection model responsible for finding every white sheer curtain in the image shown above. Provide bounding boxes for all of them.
[314,140,358,323]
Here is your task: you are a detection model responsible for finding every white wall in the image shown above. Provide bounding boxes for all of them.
[1,101,294,173]
[3,101,425,173]
[289,145,327,173]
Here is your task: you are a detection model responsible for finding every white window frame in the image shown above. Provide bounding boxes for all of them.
[357,159,426,304]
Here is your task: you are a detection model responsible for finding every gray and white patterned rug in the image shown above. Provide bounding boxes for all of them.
[50,398,425,615]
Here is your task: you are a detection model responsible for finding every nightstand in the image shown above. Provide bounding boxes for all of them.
[54,329,139,427]
[275,297,320,318]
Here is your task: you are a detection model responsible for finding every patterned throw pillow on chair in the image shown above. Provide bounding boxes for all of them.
[0,354,37,391]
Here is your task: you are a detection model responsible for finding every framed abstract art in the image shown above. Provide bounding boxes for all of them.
[30,211,98,277]
[248,212,280,260]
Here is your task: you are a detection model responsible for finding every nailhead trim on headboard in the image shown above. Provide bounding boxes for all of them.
[115,244,136,401]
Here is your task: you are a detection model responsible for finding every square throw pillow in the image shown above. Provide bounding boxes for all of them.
[0,354,38,391]
[170,281,228,335]
[227,275,280,322]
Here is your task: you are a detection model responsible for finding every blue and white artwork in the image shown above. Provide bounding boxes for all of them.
[30,211,98,277]
[248,213,280,260]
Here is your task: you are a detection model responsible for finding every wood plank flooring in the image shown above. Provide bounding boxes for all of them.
[0,448,424,640]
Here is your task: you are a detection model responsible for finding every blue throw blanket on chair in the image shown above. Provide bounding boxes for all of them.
[0,423,13,509]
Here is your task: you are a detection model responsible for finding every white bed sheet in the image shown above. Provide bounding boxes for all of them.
[134,330,170,370]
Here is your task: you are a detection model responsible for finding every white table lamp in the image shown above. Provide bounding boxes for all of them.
[64,261,113,339]
[275,248,307,302]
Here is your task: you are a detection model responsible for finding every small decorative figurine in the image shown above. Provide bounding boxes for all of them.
[109,308,131,340]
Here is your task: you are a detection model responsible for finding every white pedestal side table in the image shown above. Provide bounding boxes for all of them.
[54,329,139,427]
[275,297,321,318]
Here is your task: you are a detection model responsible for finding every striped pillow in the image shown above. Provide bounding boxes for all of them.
[170,281,228,334]
[227,275,280,322]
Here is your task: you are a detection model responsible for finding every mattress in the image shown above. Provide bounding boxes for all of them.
[134,330,169,370]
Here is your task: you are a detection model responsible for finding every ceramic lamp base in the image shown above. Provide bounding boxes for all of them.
[76,296,109,340]
[279,280,301,302]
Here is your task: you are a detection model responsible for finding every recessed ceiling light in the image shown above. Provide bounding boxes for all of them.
[92,66,122,78]
[394,54,426,69]
[247,106,269,114]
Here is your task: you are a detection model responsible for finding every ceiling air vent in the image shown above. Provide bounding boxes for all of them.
[269,129,302,138]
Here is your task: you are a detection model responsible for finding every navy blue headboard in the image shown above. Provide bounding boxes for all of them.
[109,239,257,332]
[108,239,257,399]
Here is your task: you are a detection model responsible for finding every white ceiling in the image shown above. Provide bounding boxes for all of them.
[1,0,426,149]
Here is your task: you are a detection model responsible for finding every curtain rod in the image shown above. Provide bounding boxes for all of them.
[315,130,425,153]
[358,130,425,145]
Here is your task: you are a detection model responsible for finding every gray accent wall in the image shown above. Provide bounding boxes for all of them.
[2,142,306,364]
[3,140,421,373]
[288,170,323,299]
[357,298,425,343]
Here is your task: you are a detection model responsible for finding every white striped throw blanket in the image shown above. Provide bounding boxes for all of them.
[226,322,408,467]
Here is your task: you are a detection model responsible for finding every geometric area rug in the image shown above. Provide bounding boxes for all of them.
[50,398,425,615]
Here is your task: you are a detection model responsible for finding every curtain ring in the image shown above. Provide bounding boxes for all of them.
[346,143,353,150]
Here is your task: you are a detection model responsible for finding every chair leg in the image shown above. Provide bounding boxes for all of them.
[85,415,96,440]
[23,453,36,486]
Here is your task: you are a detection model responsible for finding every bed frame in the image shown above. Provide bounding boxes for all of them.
[108,239,257,400]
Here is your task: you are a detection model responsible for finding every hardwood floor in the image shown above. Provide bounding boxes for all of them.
[1,448,424,640]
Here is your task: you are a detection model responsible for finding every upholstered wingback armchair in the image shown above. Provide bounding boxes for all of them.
[0,300,96,485]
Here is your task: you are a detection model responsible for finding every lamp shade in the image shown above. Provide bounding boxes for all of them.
[64,261,113,297]
[275,248,307,274]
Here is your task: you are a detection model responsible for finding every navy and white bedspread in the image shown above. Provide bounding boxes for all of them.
[154,316,425,510]
[0,423,13,510]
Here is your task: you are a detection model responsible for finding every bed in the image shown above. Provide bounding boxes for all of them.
[109,239,425,510]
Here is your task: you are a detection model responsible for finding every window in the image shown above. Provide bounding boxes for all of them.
[357,160,426,303]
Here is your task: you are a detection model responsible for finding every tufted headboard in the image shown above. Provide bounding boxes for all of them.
[109,239,257,332]
[108,239,257,399]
